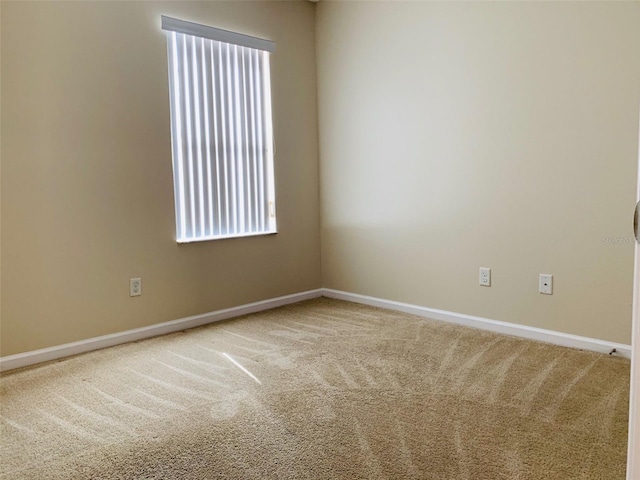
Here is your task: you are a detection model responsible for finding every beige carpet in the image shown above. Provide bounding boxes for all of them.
[0,298,630,479]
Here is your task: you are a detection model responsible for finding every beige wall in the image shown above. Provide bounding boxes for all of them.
[1,1,321,356]
[317,1,640,344]
[3,0,639,357]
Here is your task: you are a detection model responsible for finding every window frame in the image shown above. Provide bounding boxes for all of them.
[162,16,277,243]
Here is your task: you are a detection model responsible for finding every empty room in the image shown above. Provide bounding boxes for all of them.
[1,1,640,479]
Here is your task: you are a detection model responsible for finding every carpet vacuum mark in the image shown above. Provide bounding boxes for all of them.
[0,298,630,479]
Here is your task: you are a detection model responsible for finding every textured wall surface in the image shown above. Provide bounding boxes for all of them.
[2,0,640,356]
[1,1,321,355]
[317,1,640,344]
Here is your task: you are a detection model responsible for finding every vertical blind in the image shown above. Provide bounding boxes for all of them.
[162,16,277,242]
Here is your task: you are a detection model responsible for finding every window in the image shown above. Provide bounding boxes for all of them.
[162,16,277,243]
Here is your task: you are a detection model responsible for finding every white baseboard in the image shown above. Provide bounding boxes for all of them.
[322,289,632,359]
[0,289,323,372]
[2,287,630,372]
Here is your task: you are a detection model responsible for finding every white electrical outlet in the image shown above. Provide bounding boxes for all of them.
[539,274,553,295]
[479,267,491,286]
[130,278,142,297]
